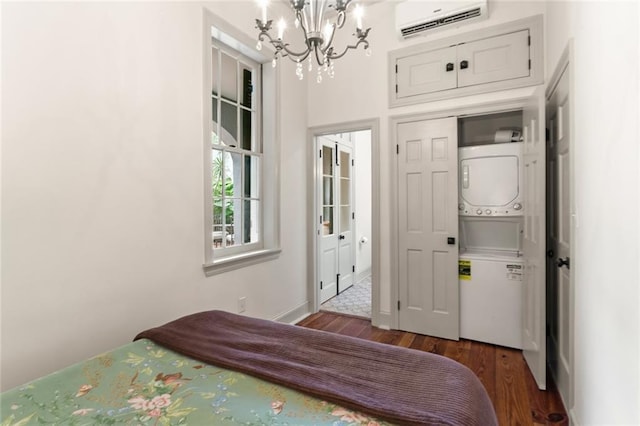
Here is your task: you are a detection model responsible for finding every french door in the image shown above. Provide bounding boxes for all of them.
[318,136,355,304]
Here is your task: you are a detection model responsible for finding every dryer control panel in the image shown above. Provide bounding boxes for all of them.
[458,142,523,217]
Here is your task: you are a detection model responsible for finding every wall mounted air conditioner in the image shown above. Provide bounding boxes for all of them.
[396,0,489,39]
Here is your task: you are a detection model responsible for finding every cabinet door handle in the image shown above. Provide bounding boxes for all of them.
[446,62,454,72]
[460,60,469,70]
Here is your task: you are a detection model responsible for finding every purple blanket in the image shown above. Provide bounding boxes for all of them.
[135,310,497,425]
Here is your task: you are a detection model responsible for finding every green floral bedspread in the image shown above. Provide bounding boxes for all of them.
[1,339,391,425]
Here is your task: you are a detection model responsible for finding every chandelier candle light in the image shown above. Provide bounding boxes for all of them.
[255,0,371,82]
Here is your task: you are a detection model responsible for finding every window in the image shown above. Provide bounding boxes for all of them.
[211,41,261,255]
[204,14,280,275]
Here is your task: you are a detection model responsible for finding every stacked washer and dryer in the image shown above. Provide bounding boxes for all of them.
[458,133,524,349]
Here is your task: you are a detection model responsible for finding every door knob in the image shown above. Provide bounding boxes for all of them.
[339,234,345,240]
[460,60,469,70]
[446,62,454,72]
[447,237,455,245]
[557,257,570,269]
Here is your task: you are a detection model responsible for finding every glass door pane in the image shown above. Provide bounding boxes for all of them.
[339,149,351,233]
[322,145,335,236]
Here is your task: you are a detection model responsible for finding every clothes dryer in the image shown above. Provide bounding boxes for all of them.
[458,142,523,216]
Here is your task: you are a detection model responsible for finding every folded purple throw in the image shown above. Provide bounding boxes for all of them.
[135,310,497,425]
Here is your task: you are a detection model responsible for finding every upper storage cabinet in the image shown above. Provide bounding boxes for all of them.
[390,15,543,107]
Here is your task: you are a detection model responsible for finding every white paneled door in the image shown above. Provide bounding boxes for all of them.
[397,117,459,340]
[318,136,355,304]
[522,86,547,390]
[547,56,573,408]
[337,145,355,294]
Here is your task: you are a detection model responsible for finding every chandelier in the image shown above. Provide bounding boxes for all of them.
[255,0,371,82]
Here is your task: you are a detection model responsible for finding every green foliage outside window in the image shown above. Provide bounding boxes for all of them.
[212,151,234,226]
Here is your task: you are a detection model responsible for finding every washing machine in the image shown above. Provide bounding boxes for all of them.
[459,218,524,349]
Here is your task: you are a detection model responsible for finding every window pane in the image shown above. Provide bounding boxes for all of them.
[340,178,350,205]
[224,203,236,247]
[244,155,259,198]
[322,207,334,235]
[240,108,252,151]
[323,176,333,206]
[221,52,237,102]
[340,206,351,233]
[240,64,253,108]
[213,198,224,247]
[211,47,219,96]
[243,200,260,244]
[340,151,350,178]
[221,101,237,147]
[226,152,242,199]
[212,149,223,192]
[212,99,219,145]
[322,146,333,175]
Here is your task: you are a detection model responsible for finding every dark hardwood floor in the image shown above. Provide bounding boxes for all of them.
[297,311,567,426]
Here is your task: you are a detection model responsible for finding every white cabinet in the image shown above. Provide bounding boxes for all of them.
[390,15,543,107]
[457,30,530,88]
[396,46,457,98]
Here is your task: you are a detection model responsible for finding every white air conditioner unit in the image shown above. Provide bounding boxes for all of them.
[396,0,489,39]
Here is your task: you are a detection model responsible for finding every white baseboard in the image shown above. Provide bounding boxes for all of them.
[568,407,578,426]
[373,311,392,330]
[356,268,372,283]
[274,301,311,324]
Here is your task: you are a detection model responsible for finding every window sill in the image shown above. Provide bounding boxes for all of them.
[203,248,281,276]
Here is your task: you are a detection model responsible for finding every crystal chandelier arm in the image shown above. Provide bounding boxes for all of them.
[314,45,326,66]
[256,15,314,62]
[334,7,349,29]
[326,27,370,60]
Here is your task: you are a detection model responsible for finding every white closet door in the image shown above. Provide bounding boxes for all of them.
[522,86,547,390]
[397,117,459,340]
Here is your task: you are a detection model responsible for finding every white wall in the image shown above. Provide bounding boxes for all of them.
[354,130,372,280]
[546,2,639,424]
[0,1,308,391]
[306,0,546,321]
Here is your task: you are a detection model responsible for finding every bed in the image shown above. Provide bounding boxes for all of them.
[1,310,498,425]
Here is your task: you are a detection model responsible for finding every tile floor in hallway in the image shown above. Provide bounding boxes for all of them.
[320,275,371,318]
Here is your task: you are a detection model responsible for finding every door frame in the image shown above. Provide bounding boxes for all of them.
[308,119,380,324]
[389,92,542,330]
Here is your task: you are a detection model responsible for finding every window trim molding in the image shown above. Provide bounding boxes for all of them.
[202,8,280,275]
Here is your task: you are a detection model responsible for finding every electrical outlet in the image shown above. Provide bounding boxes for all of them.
[238,297,247,313]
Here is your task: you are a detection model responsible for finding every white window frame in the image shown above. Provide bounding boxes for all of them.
[202,9,280,276]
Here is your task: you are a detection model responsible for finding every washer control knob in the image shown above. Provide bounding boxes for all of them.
[476,209,483,215]
[513,203,522,210]
[485,209,492,215]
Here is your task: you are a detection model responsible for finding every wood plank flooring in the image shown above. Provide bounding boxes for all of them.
[297,311,567,426]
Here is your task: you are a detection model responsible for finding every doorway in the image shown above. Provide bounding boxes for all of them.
[317,130,371,317]
[308,120,380,321]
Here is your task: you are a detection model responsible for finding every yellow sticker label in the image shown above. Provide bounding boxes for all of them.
[459,260,471,280]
